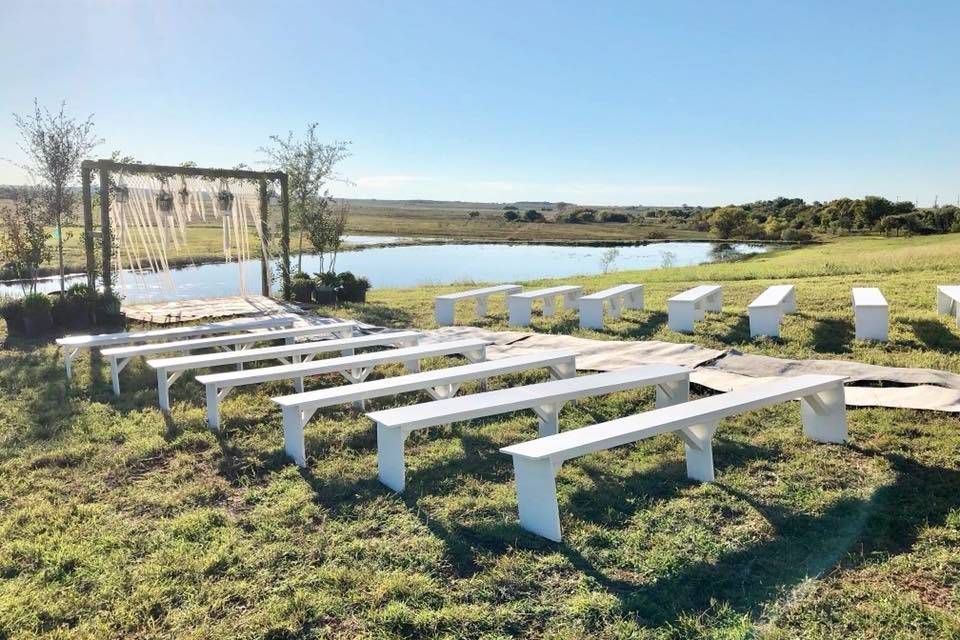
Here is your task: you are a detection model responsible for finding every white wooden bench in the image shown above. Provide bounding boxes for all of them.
[937,285,960,327]
[852,287,888,341]
[501,374,847,541]
[748,284,796,337]
[55,315,294,380]
[196,338,491,430]
[368,364,690,492]
[274,349,578,466]
[147,330,422,412]
[507,285,583,327]
[667,285,722,333]
[579,284,644,330]
[102,321,356,395]
[434,284,522,326]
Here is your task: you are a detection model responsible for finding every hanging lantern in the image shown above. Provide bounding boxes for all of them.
[217,188,234,213]
[156,190,174,212]
[178,177,190,207]
[114,184,129,204]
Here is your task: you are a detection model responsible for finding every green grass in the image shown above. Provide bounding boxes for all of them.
[1,234,960,638]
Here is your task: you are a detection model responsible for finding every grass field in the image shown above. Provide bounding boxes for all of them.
[1,235,959,638]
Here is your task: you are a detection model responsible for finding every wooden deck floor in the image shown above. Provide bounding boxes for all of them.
[122,296,303,325]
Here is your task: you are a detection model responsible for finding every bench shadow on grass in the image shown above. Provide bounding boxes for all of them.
[909,319,960,352]
[812,316,854,354]
[607,311,669,341]
[388,430,960,630]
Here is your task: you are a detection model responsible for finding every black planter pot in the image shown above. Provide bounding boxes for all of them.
[312,286,338,305]
[23,310,53,336]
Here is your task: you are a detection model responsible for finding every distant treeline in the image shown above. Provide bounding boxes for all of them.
[500,197,960,241]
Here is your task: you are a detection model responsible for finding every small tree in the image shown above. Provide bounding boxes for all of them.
[259,124,351,272]
[13,100,101,293]
[0,187,52,294]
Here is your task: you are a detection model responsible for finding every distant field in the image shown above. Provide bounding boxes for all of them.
[17,198,714,276]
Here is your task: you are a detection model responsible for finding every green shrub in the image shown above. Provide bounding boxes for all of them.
[23,292,52,313]
[0,295,24,333]
[338,272,371,303]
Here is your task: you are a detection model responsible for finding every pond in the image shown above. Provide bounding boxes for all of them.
[0,240,770,302]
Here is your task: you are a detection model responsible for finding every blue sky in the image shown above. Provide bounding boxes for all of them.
[1,0,958,206]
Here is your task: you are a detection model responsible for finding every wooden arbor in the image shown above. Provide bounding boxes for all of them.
[80,159,291,299]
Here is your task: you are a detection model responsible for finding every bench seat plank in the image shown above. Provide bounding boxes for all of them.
[101,321,357,396]
[936,285,960,327]
[56,315,295,379]
[579,284,644,330]
[507,285,583,327]
[369,364,691,492]
[747,284,796,337]
[275,349,578,466]
[434,284,521,326]
[852,287,888,341]
[147,330,423,411]
[667,285,723,333]
[196,338,491,430]
[501,373,847,541]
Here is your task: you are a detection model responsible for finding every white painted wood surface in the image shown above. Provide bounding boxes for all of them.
[434,284,522,326]
[852,287,888,341]
[368,364,690,493]
[275,349,577,467]
[747,284,796,337]
[507,285,583,327]
[579,284,644,330]
[501,374,847,541]
[667,285,722,333]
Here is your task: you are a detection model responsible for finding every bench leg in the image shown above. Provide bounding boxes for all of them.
[608,298,622,319]
[64,347,79,380]
[426,383,461,400]
[110,356,130,396]
[543,296,557,317]
[656,377,690,408]
[937,289,952,315]
[435,299,455,326]
[512,456,563,542]
[749,308,782,338]
[800,383,847,443]
[291,354,304,393]
[377,424,409,492]
[625,289,644,311]
[532,402,565,437]
[548,358,577,380]
[855,307,888,341]
[667,301,696,333]
[157,368,170,412]
[706,290,723,312]
[508,298,532,327]
[475,296,488,317]
[678,422,718,482]
[579,299,605,330]
[206,384,233,431]
[282,405,308,467]
[563,292,581,309]
[784,289,797,314]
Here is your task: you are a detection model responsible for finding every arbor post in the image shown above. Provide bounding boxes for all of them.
[279,173,291,300]
[97,160,112,294]
[258,178,270,296]
[81,165,95,290]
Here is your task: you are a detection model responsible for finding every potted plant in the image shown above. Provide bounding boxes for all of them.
[156,190,174,212]
[22,293,53,336]
[290,272,316,303]
[0,296,24,334]
[93,291,124,327]
[337,271,371,303]
[63,283,93,329]
[216,189,234,213]
[313,272,340,305]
